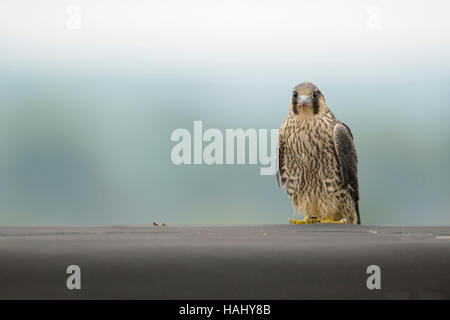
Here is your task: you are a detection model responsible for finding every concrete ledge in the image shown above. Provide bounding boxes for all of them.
[0,225,449,299]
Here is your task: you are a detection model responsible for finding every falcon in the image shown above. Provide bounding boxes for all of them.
[277,82,360,224]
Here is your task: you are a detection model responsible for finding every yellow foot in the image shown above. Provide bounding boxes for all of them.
[319,218,347,224]
[289,217,347,224]
[289,217,320,224]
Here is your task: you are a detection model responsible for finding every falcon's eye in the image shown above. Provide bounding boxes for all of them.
[312,91,319,99]
[293,91,298,98]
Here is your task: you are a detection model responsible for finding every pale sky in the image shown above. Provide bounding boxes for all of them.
[1,0,449,73]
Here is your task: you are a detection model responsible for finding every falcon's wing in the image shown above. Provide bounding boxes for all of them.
[333,121,359,204]
[276,121,287,188]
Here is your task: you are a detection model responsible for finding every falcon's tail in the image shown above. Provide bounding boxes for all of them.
[355,202,361,225]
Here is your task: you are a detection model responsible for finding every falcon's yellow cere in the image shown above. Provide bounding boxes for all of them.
[277,82,360,224]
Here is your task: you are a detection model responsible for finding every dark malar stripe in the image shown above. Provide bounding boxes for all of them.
[313,98,319,114]
[292,95,299,114]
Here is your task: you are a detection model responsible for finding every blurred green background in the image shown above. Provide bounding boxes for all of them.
[0,0,449,225]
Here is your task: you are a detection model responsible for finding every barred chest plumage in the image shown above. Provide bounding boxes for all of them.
[285,112,340,195]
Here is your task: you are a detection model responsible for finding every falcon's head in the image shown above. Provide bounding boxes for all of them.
[290,82,327,117]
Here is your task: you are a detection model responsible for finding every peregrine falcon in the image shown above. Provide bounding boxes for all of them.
[277,82,360,224]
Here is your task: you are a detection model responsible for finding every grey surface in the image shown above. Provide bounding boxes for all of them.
[0,224,449,299]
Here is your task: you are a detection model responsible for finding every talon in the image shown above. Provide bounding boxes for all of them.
[307,217,320,224]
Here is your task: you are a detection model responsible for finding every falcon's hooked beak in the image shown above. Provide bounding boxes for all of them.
[299,95,311,108]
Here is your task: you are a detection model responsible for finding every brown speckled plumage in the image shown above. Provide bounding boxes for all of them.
[277,82,360,224]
